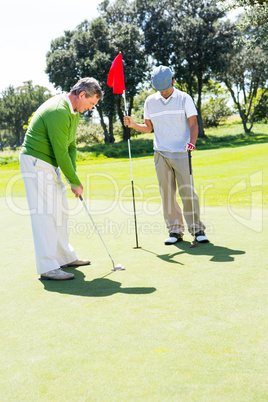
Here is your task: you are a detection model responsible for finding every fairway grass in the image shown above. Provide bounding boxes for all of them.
[2,142,268,209]
[1,143,268,400]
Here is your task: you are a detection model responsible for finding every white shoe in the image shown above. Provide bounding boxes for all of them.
[61,259,91,268]
[164,233,183,245]
[41,268,74,281]
[195,231,209,243]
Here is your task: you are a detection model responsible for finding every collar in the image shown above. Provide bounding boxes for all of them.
[155,88,177,102]
[63,93,77,115]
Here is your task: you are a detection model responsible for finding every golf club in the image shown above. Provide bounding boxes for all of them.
[188,151,198,248]
[127,138,141,249]
[79,195,125,271]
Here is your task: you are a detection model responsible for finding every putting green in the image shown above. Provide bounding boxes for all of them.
[0,194,267,400]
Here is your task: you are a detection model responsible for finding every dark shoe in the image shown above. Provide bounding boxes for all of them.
[195,230,209,243]
[61,259,91,268]
[165,233,183,245]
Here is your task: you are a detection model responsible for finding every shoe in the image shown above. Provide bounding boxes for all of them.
[41,268,74,281]
[61,259,91,268]
[195,230,209,243]
[164,233,183,245]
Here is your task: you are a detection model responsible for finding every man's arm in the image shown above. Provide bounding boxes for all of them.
[68,141,83,197]
[47,112,81,188]
[124,116,153,133]
[188,115,198,147]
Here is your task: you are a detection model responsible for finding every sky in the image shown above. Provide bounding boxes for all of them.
[1,0,242,95]
[0,0,103,94]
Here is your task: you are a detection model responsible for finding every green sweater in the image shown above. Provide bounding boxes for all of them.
[21,94,81,187]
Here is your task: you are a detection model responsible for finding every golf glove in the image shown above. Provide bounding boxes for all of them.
[185,142,196,151]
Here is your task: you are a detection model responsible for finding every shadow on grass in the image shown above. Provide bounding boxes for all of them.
[40,269,156,297]
[142,241,245,264]
[141,248,185,265]
[175,241,245,262]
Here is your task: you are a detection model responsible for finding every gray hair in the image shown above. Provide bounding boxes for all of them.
[71,77,104,100]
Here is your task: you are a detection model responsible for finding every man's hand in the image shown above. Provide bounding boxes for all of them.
[185,142,196,151]
[71,184,83,198]
[124,116,153,133]
[124,116,135,128]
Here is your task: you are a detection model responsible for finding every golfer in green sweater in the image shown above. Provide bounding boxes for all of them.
[20,77,103,280]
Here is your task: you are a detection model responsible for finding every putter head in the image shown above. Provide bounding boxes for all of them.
[190,240,198,248]
[112,263,125,271]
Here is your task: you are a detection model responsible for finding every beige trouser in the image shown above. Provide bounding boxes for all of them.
[154,152,206,236]
[20,154,77,275]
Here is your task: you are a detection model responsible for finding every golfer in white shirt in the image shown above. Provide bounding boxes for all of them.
[124,66,209,245]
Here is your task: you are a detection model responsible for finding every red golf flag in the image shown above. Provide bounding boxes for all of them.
[107,53,125,94]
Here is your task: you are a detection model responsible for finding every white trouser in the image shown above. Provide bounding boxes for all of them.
[20,154,77,275]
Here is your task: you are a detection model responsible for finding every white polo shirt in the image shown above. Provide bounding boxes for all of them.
[144,88,197,158]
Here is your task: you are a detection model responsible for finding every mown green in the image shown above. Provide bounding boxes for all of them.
[0,126,267,401]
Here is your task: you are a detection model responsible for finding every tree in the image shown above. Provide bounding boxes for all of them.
[243,3,268,52]
[46,19,115,143]
[172,1,236,137]
[253,90,268,122]
[0,82,51,147]
[46,3,147,142]
[201,81,232,128]
[136,0,237,137]
[221,0,268,50]
[231,0,266,6]
[99,0,148,140]
[217,43,268,132]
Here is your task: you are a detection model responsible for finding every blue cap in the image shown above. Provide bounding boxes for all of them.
[152,66,173,91]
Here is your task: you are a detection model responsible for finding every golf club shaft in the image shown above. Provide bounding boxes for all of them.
[188,151,195,234]
[79,195,115,268]
[128,139,139,248]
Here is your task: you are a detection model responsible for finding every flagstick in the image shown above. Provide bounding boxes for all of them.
[123,91,141,249]
[123,90,127,116]
[128,140,140,249]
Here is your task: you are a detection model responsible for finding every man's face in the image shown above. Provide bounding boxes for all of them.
[159,78,175,99]
[74,92,99,113]
[160,87,173,99]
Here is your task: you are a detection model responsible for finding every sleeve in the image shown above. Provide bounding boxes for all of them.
[46,111,81,187]
[68,139,77,171]
[185,94,198,118]
[144,99,150,120]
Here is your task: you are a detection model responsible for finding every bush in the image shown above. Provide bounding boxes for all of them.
[202,98,232,128]
[76,121,103,145]
[253,92,268,123]
[0,154,19,165]
[77,138,154,158]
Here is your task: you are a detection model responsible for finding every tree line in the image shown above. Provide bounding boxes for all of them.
[1,0,268,147]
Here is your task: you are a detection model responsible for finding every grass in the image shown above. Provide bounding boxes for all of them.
[1,120,268,165]
[1,121,268,400]
[1,199,267,400]
[2,141,268,209]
